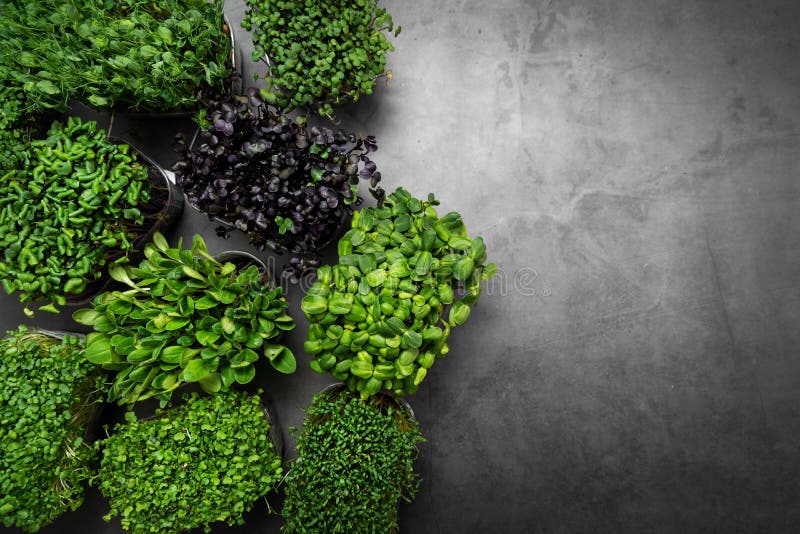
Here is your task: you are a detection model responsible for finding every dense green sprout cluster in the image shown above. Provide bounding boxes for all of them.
[0,78,31,172]
[301,187,497,397]
[0,0,232,112]
[243,0,399,117]
[98,391,283,534]
[282,386,424,533]
[0,327,104,533]
[74,232,296,406]
[0,117,152,315]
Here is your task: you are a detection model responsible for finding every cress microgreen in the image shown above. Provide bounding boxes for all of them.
[0,326,105,533]
[282,385,424,533]
[97,390,283,534]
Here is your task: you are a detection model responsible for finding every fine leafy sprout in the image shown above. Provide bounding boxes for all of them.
[242,0,400,118]
[0,0,232,112]
[0,327,105,533]
[97,390,283,534]
[282,386,424,533]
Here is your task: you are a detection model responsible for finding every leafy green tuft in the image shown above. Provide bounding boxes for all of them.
[0,327,105,532]
[282,386,424,533]
[98,391,283,534]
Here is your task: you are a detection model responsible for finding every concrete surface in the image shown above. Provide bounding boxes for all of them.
[3,0,800,532]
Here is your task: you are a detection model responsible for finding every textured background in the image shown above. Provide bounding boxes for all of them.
[3,0,800,532]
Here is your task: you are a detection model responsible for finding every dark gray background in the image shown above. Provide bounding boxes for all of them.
[3,0,800,532]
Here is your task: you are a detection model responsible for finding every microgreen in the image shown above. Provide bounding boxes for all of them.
[0,70,32,172]
[0,0,232,112]
[0,326,105,533]
[0,116,155,316]
[97,390,283,534]
[172,89,384,278]
[73,232,296,406]
[242,0,400,118]
[282,386,424,533]
[301,188,497,397]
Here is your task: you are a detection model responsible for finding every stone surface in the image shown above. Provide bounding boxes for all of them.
[3,0,800,532]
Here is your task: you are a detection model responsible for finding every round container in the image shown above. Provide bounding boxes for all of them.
[213,249,276,289]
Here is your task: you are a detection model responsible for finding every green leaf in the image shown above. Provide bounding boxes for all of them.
[114,337,135,355]
[152,371,178,390]
[221,316,235,335]
[389,259,411,278]
[241,348,259,362]
[165,318,190,331]
[127,348,154,363]
[350,230,366,246]
[469,237,487,259]
[413,366,427,386]
[301,294,327,316]
[310,167,324,182]
[196,330,220,346]
[338,239,353,256]
[195,295,219,310]
[108,300,133,315]
[87,94,109,107]
[328,293,353,315]
[259,88,278,104]
[152,232,169,251]
[416,251,433,276]
[161,346,185,364]
[220,366,235,388]
[72,308,102,325]
[152,313,170,330]
[214,290,237,304]
[181,359,213,382]
[140,45,159,59]
[85,333,113,364]
[449,300,471,326]
[199,373,222,393]
[366,269,386,287]
[481,262,498,280]
[386,316,407,335]
[182,265,205,281]
[402,330,422,349]
[109,264,140,289]
[275,216,294,235]
[18,51,37,67]
[233,364,256,384]
[449,237,472,250]
[157,26,174,45]
[35,80,60,95]
[453,256,475,281]
[264,344,296,374]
